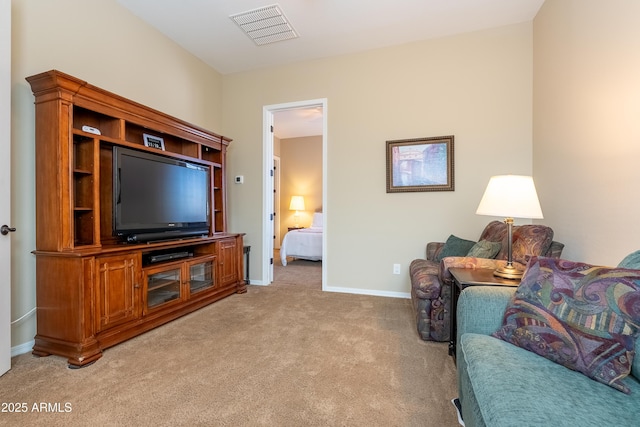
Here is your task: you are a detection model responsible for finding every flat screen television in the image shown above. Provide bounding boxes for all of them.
[113,146,210,243]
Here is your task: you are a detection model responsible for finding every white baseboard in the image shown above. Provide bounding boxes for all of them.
[323,285,410,299]
[11,340,34,357]
[250,281,410,299]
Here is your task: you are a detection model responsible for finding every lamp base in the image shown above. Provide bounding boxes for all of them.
[493,265,523,280]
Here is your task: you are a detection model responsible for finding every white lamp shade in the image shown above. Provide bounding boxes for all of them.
[289,196,305,211]
[476,175,543,219]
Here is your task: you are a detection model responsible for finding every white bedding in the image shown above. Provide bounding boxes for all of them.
[280,227,322,266]
[280,213,323,266]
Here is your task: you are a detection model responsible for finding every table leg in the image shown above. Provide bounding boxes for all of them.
[449,279,457,357]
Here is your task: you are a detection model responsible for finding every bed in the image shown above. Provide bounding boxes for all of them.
[280,212,323,266]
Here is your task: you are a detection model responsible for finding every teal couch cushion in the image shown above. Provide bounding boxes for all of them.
[460,333,640,427]
[619,250,640,269]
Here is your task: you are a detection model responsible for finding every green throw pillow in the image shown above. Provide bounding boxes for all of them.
[436,235,476,262]
[466,240,502,259]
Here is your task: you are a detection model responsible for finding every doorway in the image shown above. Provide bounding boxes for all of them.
[262,99,327,288]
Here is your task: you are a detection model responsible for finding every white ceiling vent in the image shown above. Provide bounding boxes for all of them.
[230,4,298,46]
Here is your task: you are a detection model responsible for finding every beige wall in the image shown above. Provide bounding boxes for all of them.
[223,23,534,295]
[18,1,616,350]
[279,136,323,241]
[10,0,223,348]
[533,0,640,266]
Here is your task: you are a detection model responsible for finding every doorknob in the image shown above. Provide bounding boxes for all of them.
[1,225,16,235]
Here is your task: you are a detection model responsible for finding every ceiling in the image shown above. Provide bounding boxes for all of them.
[273,107,323,140]
[117,0,545,138]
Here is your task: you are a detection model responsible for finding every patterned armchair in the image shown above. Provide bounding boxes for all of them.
[409,220,564,341]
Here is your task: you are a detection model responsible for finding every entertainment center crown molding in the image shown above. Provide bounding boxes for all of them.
[27,70,245,368]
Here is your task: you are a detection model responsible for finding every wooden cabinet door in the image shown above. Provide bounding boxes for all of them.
[96,253,141,332]
[142,262,184,314]
[187,256,216,296]
[218,238,239,287]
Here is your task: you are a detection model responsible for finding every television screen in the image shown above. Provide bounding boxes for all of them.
[113,147,210,242]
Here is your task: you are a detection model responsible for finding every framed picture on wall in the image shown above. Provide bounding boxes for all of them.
[143,133,165,151]
[386,135,454,192]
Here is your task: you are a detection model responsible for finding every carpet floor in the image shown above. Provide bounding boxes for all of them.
[0,258,458,426]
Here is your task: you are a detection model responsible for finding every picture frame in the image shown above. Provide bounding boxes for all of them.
[143,133,165,151]
[386,135,454,193]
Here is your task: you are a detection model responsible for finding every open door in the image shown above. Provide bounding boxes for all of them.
[1,0,12,376]
[262,109,276,283]
[273,156,281,249]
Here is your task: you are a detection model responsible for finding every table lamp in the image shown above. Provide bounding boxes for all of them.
[476,175,543,279]
[289,195,305,228]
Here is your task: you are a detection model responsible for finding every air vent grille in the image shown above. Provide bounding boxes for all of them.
[230,4,298,46]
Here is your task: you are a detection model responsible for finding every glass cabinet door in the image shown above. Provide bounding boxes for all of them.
[145,266,182,310]
[188,257,215,295]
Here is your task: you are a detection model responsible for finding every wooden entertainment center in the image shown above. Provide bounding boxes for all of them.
[27,70,245,367]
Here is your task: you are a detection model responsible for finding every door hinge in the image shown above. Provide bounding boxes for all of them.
[270,125,274,133]
[270,258,274,265]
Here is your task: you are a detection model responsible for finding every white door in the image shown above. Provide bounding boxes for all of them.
[262,109,275,283]
[273,156,281,249]
[0,0,12,376]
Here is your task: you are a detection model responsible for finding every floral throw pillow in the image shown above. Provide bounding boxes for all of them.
[493,257,640,393]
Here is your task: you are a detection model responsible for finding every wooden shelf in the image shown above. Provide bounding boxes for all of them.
[27,70,245,368]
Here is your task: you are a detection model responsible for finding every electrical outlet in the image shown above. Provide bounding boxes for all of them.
[393,264,401,275]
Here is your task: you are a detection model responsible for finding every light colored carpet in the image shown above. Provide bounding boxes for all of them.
[0,258,458,426]
[274,260,322,285]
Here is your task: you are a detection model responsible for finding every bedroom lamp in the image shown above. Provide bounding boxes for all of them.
[289,195,305,228]
[476,175,543,280]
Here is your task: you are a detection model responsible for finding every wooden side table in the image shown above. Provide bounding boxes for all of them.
[448,268,520,358]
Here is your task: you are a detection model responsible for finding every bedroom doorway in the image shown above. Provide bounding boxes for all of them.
[263,99,327,289]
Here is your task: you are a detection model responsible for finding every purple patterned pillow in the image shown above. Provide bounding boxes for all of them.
[493,257,640,393]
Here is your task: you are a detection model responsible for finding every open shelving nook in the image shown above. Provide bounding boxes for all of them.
[27,70,245,367]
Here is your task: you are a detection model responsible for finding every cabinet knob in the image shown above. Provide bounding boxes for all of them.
[134,284,141,289]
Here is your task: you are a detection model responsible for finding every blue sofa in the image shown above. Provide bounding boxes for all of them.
[456,286,640,427]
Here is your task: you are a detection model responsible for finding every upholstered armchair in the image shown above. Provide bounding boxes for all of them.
[409,220,564,341]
